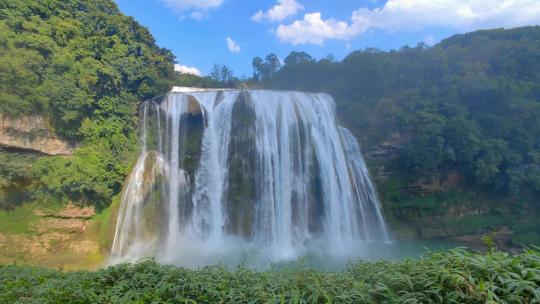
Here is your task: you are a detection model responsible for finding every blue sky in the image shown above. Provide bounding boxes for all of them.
[114,0,540,77]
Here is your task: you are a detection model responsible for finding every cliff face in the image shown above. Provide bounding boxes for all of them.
[0,114,73,155]
[366,136,540,251]
[0,202,106,270]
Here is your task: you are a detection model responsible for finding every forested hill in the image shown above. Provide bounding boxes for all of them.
[264,26,540,196]
[0,0,174,208]
[260,27,540,247]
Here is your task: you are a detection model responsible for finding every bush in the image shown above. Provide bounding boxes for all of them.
[1,248,539,303]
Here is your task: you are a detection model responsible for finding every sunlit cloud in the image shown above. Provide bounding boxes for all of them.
[174,64,202,76]
[276,13,357,45]
[226,37,241,53]
[190,11,206,20]
[277,0,540,45]
[251,0,303,22]
[161,0,223,20]
[161,0,223,11]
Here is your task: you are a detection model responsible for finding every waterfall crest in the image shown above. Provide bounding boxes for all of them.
[111,89,390,267]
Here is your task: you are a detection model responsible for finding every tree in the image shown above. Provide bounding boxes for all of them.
[265,53,281,78]
[251,53,281,83]
[284,51,314,66]
[252,57,264,83]
[261,26,540,197]
[209,63,238,88]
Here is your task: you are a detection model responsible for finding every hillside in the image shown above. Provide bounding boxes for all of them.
[262,26,540,249]
[0,0,174,267]
[0,0,174,208]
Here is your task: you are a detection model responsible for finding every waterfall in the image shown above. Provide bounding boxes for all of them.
[111,89,390,267]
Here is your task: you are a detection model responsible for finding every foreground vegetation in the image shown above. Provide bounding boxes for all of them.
[1,248,539,303]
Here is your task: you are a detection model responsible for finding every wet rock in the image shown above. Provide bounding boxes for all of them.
[187,95,203,115]
[225,92,257,238]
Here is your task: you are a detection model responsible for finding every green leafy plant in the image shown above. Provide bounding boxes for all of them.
[1,248,539,303]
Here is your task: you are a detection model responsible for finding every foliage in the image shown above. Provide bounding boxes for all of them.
[0,248,539,303]
[174,73,218,88]
[0,149,39,210]
[173,64,242,89]
[284,51,315,66]
[261,27,540,198]
[252,53,281,83]
[0,0,175,207]
[0,202,41,234]
[209,63,241,88]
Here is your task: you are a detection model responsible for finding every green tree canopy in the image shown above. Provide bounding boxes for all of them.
[259,27,540,197]
[0,0,175,207]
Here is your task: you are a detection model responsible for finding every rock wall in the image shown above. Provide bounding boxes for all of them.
[0,114,73,155]
[366,135,540,251]
[0,203,104,270]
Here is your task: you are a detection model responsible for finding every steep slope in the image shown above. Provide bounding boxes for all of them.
[0,0,174,268]
[0,0,174,209]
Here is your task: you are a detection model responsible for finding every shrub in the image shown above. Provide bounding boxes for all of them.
[1,248,539,303]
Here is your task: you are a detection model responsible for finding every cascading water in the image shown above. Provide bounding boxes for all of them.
[111,88,390,268]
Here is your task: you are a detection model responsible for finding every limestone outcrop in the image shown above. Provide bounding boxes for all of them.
[0,203,101,270]
[0,114,73,155]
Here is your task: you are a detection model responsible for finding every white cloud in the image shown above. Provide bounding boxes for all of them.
[423,35,436,46]
[174,64,202,76]
[190,11,206,20]
[226,37,241,53]
[161,0,223,11]
[276,13,360,45]
[251,10,264,22]
[277,0,540,45]
[251,0,303,22]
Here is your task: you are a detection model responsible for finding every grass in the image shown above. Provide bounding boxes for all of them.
[446,214,508,235]
[0,202,41,235]
[0,248,539,303]
[93,193,122,253]
[0,198,71,235]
